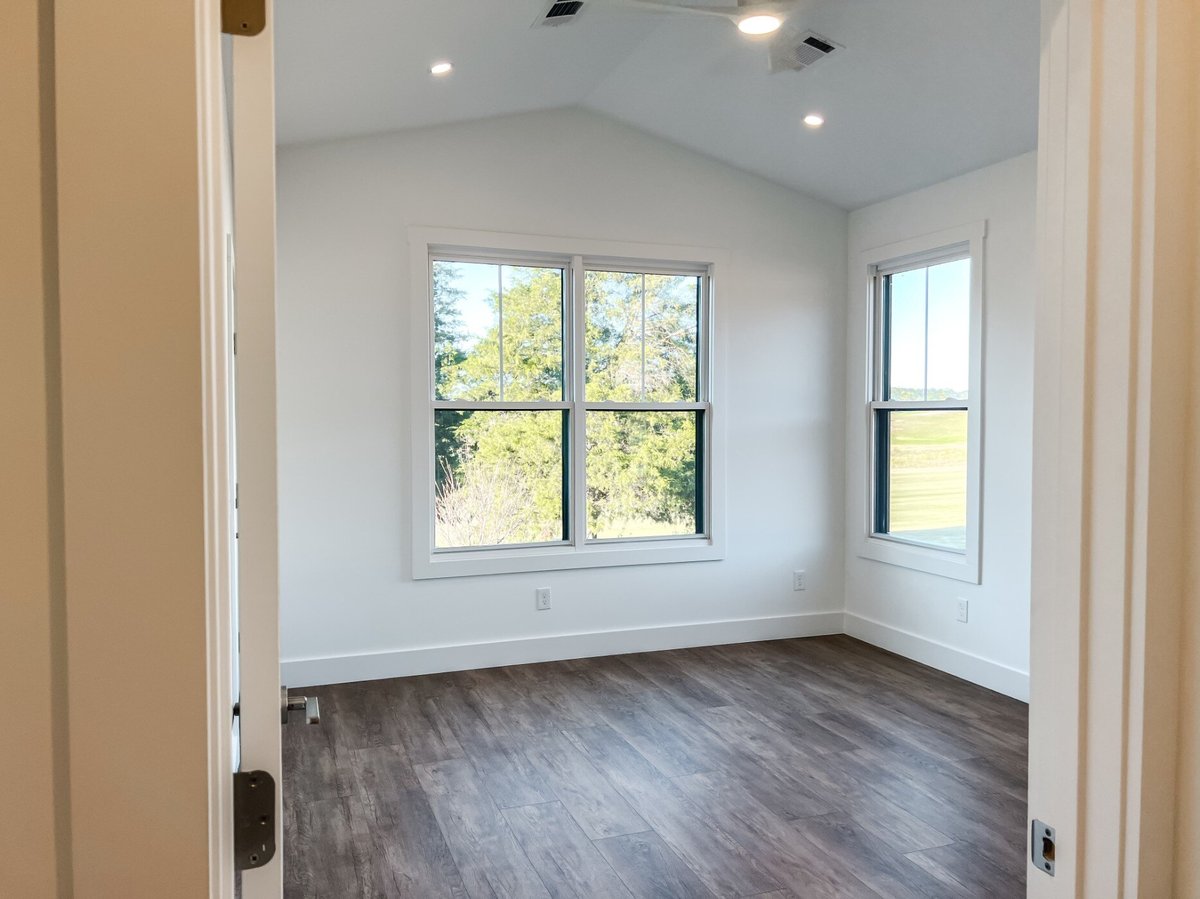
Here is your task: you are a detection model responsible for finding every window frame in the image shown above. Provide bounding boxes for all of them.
[859,222,985,583]
[409,227,726,579]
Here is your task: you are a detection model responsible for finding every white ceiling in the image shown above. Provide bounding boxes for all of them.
[275,0,1039,209]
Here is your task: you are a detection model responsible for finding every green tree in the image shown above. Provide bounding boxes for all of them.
[432,263,469,497]
[432,262,467,397]
[583,272,699,537]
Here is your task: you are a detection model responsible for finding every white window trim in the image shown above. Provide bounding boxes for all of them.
[408,226,727,579]
[857,221,986,584]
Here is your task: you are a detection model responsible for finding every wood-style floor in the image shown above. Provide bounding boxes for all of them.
[283,635,1028,898]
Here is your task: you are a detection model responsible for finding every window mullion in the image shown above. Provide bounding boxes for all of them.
[570,255,587,548]
[922,266,930,401]
[872,271,888,403]
[870,399,967,411]
[584,402,707,412]
[701,269,713,534]
[698,271,710,402]
[433,401,571,411]
[497,265,505,402]
[640,272,647,402]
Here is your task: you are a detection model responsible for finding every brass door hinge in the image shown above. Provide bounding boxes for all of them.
[222,0,266,36]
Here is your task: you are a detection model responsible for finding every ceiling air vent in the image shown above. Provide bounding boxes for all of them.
[768,30,843,75]
[536,0,585,26]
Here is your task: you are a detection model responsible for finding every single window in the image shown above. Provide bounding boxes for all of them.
[862,225,983,582]
[414,233,721,578]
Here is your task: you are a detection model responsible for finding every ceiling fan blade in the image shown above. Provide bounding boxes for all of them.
[618,0,815,29]
[620,0,747,20]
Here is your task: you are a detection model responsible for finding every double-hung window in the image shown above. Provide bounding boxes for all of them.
[861,223,984,583]
[410,229,722,578]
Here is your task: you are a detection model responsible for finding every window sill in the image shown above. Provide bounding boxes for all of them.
[413,537,724,579]
[858,534,981,584]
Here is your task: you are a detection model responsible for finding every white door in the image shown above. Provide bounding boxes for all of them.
[225,4,284,897]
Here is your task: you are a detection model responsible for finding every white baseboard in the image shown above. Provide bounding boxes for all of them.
[281,611,844,687]
[843,612,1029,701]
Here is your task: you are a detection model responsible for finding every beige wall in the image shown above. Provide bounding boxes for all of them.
[1179,250,1200,892]
[1139,0,1200,891]
[2,1,219,895]
[55,0,215,892]
[0,0,66,894]
[1177,0,1200,879]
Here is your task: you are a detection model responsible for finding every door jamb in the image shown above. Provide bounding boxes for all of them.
[199,0,237,895]
[229,2,285,896]
[1029,0,1196,894]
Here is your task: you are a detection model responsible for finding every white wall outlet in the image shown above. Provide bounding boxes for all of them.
[793,570,807,591]
[957,598,969,623]
[535,587,551,611]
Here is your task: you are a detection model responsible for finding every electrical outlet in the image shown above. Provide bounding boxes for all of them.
[793,570,807,592]
[957,598,969,623]
[535,587,551,611]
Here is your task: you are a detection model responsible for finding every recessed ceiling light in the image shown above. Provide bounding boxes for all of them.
[736,14,782,35]
[430,61,454,76]
[803,113,825,128]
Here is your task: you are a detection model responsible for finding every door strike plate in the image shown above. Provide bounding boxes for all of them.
[222,0,266,36]
[1032,819,1056,876]
[234,770,276,871]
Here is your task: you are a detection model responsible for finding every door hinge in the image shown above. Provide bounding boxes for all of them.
[221,0,266,36]
[233,770,276,871]
[1032,819,1056,876]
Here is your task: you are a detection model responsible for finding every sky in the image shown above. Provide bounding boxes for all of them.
[888,258,971,399]
[445,261,504,346]
[443,258,969,398]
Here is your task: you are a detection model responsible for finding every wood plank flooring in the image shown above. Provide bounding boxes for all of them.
[283,635,1028,898]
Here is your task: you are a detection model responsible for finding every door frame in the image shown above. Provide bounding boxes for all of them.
[229,3,285,897]
[199,0,238,894]
[1029,0,1196,895]
[201,1,284,894]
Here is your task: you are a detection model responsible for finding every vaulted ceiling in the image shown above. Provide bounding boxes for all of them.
[275,0,1039,208]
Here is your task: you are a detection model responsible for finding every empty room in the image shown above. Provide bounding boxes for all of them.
[266,0,1036,895]
[12,0,1200,896]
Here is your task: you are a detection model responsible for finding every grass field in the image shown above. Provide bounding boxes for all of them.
[887,410,967,551]
[588,516,696,540]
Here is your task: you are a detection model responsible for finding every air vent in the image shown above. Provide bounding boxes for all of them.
[536,0,585,26]
[768,30,843,75]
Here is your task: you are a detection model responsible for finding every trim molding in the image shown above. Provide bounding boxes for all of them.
[843,612,1029,701]
[282,611,843,687]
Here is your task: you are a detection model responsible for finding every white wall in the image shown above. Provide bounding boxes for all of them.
[276,108,848,684]
[843,152,1037,700]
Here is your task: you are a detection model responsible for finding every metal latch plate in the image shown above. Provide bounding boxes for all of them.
[234,770,276,871]
[1032,819,1056,876]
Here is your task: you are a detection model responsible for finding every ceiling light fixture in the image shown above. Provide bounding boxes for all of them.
[736,14,782,35]
[803,113,825,128]
[430,61,454,76]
